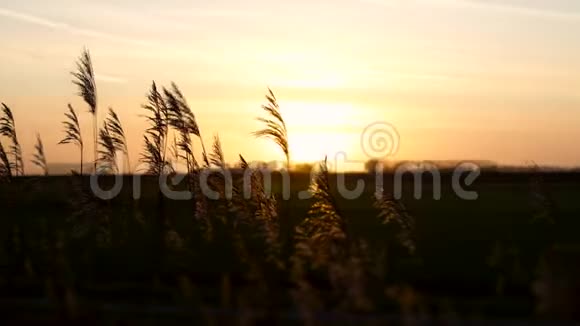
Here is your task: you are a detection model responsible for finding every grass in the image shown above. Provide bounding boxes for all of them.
[58,104,84,175]
[1,48,579,324]
[1,172,579,323]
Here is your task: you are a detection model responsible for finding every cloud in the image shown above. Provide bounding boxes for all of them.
[0,7,68,28]
[354,0,580,21]
[447,0,580,21]
[352,0,397,8]
[0,7,157,47]
[188,9,264,18]
[95,74,128,84]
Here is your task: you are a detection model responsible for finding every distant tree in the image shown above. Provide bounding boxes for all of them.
[293,163,315,173]
[365,159,382,173]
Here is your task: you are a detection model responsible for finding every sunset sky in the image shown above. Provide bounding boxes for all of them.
[1,0,579,173]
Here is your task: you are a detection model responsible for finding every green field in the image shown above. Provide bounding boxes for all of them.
[1,171,579,324]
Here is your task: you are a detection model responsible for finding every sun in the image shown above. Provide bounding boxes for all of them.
[282,101,360,164]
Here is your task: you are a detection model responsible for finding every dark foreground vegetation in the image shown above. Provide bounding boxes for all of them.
[1,171,579,324]
[1,49,579,324]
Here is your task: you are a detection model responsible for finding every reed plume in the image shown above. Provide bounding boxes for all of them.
[71,48,97,172]
[58,104,84,175]
[169,134,179,166]
[207,135,233,202]
[141,81,169,175]
[210,134,226,169]
[253,88,289,169]
[0,141,11,181]
[295,157,348,267]
[0,103,23,176]
[98,124,117,173]
[164,82,206,171]
[97,108,128,173]
[32,134,48,176]
[236,154,281,266]
[374,192,416,254]
[141,136,165,175]
[291,159,377,315]
[104,108,129,172]
[165,87,193,171]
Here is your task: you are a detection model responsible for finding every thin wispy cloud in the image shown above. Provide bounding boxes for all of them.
[95,74,128,84]
[449,0,580,21]
[0,7,157,47]
[0,7,68,28]
[355,0,580,21]
[393,72,468,81]
[187,9,264,18]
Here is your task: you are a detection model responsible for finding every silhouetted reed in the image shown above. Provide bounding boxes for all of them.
[58,104,84,175]
[210,135,226,169]
[374,192,416,254]
[72,48,97,172]
[104,107,129,172]
[0,103,23,176]
[235,154,281,266]
[141,82,170,175]
[294,157,348,267]
[165,82,206,171]
[2,47,571,324]
[95,108,129,173]
[32,134,48,176]
[97,124,118,173]
[253,88,290,169]
[0,141,11,181]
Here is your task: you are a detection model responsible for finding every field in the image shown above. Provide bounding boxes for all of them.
[1,171,579,324]
[1,48,578,324]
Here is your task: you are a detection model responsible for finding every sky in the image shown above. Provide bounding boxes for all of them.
[0,0,579,173]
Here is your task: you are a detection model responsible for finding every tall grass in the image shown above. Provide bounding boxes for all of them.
[141,82,169,175]
[97,124,118,173]
[165,82,206,171]
[253,88,290,169]
[58,104,84,175]
[71,48,97,173]
[97,108,129,173]
[104,108,130,172]
[210,135,226,169]
[291,158,385,314]
[0,103,23,176]
[294,157,348,266]
[236,154,280,266]
[0,57,420,320]
[0,141,11,181]
[6,49,565,323]
[374,192,416,254]
[32,134,48,176]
